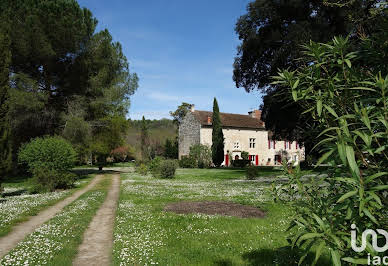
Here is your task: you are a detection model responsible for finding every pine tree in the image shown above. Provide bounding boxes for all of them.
[0,10,12,181]
[211,98,224,167]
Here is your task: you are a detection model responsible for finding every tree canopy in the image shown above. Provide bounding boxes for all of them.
[0,0,138,174]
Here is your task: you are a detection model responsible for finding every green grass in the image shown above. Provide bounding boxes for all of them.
[0,175,94,237]
[113,168,330,265]
[0,175,111,266]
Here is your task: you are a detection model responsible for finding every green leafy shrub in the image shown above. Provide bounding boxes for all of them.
[135,163,148,176]
[241,151,249,160]
[19,136,77,172]
[274,37,388,265]
[179,156,196,168]
[148,156,162,177]
[246,166,258,180]
[18,137,77,191]
[157,160,177,179]
[189,144,212,168]
[231,159,250,168]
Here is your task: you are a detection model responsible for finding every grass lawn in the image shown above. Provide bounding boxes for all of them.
[0,175,111,266]
[113,168,329,265]
[0,174,94,237]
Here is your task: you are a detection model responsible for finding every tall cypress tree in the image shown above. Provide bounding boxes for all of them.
[0,9,12,180]
[140,116,149,161]
[211,98,224,167]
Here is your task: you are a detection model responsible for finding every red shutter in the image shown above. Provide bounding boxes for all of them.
[296,141,298,149]
[268,140,270,149]
[274,141,276,149]
[255,155,258,166]
[284,141,286,149]
[225,154,229,166]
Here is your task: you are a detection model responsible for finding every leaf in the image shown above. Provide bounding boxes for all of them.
[342,257,368,264]
[317,100,323,117]
[316,150,334,166]
[370,185,388,191]
[337,190,358,203]
[330,250,341,266]
[348,87,376,92]
[292,79,300,89]
[345,146,360,178]
[324,105,338,118]
[313,242,325,266]
[365,172,388,184]
[344,59,351,68]
[292,90,298,101]
[296,233,323,245]
[363,208,378,224]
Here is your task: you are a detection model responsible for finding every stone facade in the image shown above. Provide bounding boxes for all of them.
[178,111,201,159]
[179,108,305,166]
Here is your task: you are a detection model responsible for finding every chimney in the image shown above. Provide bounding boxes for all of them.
[207,116,211,124]
[248,109,262,120]
[190,104,195,112]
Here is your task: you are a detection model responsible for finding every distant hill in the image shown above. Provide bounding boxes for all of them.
[126,118,177,159]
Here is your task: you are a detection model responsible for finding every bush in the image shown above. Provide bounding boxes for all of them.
[246,166,258,180]
[29,167,76,193]
[148,156,162,177]
[18,137,77,191]
[231,159,250,168]
[135,163,148,176]
[19,136,77,172]
[241,151,249,160]
[189,144,212,168]
[157,160,177,179]
[179,156,196,168]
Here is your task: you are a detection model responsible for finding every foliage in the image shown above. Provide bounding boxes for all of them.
[29,167,76,193]
[234,0,386,150]
[274,36,388,265]
[140,116,149,161]
[211,98,224,167]
[0,9,12,180]
[18,137,77,172]
[178,156,197,168]
[163,138,178,159]
[135,163,148,176]
[246,166,258,180]
[111,145,135,162]
[148,157,163,177]
[169,102,193,124]
[241,151,249,160]
[0,0,138,171]
[189,144,212,168]
[231,159,250,168]
[156,160,178,179]
[18,136,77,191]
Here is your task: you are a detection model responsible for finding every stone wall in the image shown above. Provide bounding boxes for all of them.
[178,112,201,158]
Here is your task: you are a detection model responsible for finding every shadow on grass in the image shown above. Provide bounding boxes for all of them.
[71,168,122,176]
[2,189,28,197]
[213,246,331,266]
[240,246,331,266]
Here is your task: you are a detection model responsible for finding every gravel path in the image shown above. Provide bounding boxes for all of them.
[73,174,120,266]
[0,175,102,258]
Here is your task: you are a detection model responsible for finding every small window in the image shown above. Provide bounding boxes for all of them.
[249,138,256,148]
[268,140,275,149]
[250,155,256,162]
[234,141,240,149]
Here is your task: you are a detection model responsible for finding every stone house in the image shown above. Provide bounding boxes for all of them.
[178,106,305,166]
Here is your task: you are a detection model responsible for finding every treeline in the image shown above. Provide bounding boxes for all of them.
[0,0,138,179]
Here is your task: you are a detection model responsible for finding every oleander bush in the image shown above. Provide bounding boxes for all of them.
[274,37,388,265]
[18,136,77,191]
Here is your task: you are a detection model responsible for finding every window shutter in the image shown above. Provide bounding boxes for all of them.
[268,140,270,149]
[274,141,276,149]
[284,141,286,149]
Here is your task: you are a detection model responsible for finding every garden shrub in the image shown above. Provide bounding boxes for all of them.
[179,156,196,168]
[135,163,148,176]
[157,160,177,179]
[246,166,258,180]
[274,37,388,265]
[189,144,212,168]
[241,151,249,160]
[231,159,250,168]
[18,136,77,191]
[148,156,162,177]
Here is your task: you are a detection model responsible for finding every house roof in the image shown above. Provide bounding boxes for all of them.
[192,110,265,129]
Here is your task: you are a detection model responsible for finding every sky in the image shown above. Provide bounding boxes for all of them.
[77,0,263,120]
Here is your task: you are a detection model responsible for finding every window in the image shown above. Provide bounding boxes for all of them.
[268,140,275,149]
[250,155,256,162]
[233,141,240,149]
[284,141,291,149]
[249,138,256,148]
